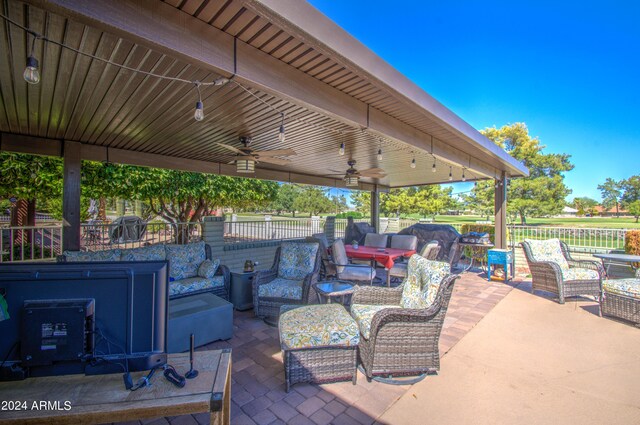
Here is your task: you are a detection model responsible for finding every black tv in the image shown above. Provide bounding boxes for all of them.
[0,261,168,380]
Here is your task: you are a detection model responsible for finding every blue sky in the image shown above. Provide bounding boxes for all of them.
[309,0,640,201]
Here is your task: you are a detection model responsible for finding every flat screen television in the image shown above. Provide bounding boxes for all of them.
[0,261,168,380]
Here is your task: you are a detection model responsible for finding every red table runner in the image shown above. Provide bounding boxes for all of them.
[345,245,416,269]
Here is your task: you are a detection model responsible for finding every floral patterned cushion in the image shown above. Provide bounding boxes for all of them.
[277,242,319,280]
[63,249,121,262]
[350,303,399,340]
[400,255,450,309]
[198,259,220,278]
[279,304,360,350]
[258,277,303,300]
[561,267,599,281]
[525,239,570,271]
[120,244,166,262]
[165,241,207,280]
[603,278,640,299]
[169,276,225,297]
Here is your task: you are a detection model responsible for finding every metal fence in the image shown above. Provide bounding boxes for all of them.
[0,219,632,262]
[0,225,63,262]
[1,221,202,262]
[508,226,628,252]
[224,218,325,243]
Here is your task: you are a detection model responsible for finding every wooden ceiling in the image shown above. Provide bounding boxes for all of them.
[0,0,527,190]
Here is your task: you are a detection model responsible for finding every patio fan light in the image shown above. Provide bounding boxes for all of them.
[236,159,255,173]
[345,175,359,187]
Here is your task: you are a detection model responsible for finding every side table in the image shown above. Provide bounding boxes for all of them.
[231,271,257,310]
[314,280,355,305]
[487,249,515,282]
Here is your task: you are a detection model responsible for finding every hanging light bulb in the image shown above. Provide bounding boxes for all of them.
[432,159,437,173]
[377,148,383,161]
[24,56,40,84]
[278,114,286,142]
[448,166,453,181]
[193,82,204,121]
[462,169,466,181]
[23,34,40,84]
[339,142,345,156]
[410,157,416,169]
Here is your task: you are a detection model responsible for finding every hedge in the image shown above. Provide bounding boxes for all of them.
[625,230,640,267]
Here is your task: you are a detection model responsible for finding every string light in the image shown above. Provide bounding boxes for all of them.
[377,148,383,161]
[462,168,466,181]
[278,114,286,142]
[448,166,453,181]
[339,142,345,156]
[410,153,416,169]
[432,157,437,172]
[23,33,39,84]
[193,82,204,121]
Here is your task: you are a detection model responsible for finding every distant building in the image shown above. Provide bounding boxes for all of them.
[559,206,578,217]
[593,205,629,217]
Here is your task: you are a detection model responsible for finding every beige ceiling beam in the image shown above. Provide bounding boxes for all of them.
[24,0,503,179]
[1,132,386,192]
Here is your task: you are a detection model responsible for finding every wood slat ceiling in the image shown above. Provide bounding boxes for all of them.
[0,0,510,188]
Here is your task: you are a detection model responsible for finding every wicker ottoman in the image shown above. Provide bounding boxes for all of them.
[279,304,360,392]
[602,278,640,326]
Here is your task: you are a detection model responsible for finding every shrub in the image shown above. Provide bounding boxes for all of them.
[336,211,363,219]
[2,243,54,262]
[625,230,640,268]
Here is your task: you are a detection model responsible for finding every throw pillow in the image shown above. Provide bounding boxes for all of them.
[198,259,220,279]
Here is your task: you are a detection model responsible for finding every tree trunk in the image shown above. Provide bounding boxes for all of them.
[519,211,526,225]
[97,197,107,221]
[616,202,619,218]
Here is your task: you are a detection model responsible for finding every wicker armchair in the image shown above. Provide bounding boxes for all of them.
[521,239,604,312]
[252,242,322,322]
[351,255,459,382]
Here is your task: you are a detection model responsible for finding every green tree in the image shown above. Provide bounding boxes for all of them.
[620,175,640,206]
[411,185,453,218]
[598,178,622,217]
[628,200,640,223]
[467,123,574,224]
[380,189,414,217]
[350,191,371,216]
[571,196,599,216]
[292,186,334,216]
[330,194,349,214]
[270,184,301,216]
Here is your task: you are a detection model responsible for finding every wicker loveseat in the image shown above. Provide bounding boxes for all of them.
[252,242,321,321]
[521,239,604,312]
[59,241,230,300]
[350,254,459,382]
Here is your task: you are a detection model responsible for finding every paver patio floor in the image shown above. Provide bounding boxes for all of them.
[110,270,520,425]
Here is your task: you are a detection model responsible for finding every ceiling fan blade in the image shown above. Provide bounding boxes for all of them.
[327,169,344,173]
[257,156,291,166]
[233,155,256,161]
[254,148,297,157]
[324,173,346,177]
[360,167,385,174]
[216,143,245,155]
[359,171,387,178]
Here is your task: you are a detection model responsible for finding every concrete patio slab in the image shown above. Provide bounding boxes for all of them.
[379,282,640,425]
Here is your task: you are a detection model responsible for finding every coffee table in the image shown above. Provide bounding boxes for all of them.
[314,280,355,305]
[593,252,640,277]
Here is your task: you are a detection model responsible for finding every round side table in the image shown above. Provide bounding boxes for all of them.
[314,280,355,305]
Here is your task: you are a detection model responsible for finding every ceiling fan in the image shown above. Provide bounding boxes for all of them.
[326,159,386,187]
[217,136,296,173]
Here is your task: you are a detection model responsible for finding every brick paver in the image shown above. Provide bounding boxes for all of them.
[110,268,522,425]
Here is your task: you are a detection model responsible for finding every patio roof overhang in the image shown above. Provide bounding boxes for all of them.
[0,0,528,191]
